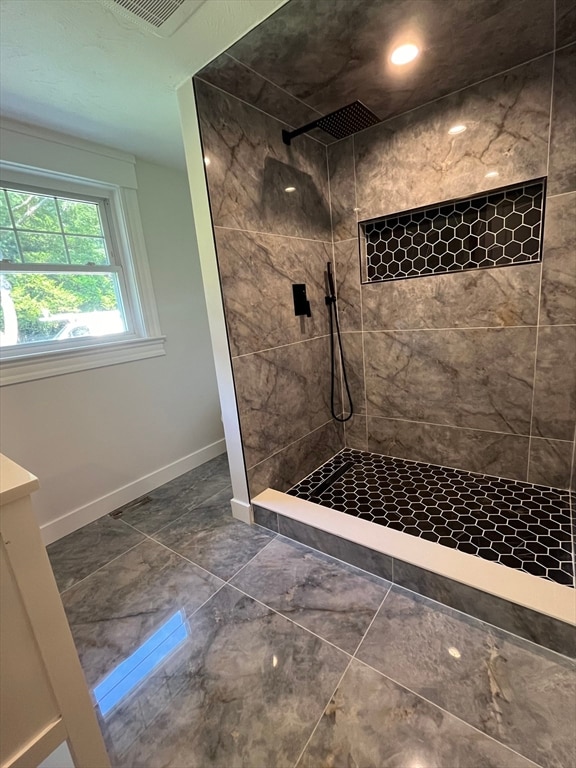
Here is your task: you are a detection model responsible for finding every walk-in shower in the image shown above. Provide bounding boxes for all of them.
[193,0,576,656]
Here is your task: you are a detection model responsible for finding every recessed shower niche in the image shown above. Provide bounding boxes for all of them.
[360,178,546,283]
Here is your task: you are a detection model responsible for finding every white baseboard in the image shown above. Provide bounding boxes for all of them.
[230,497,252,524]
[41,439,227,544]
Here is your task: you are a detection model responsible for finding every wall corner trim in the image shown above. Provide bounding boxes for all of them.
[40,439,226,544]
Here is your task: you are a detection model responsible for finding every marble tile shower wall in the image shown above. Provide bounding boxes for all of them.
[194,79,344,498]
[329,46,576,489]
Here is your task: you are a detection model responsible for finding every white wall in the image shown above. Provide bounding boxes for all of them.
[0,135,224,542]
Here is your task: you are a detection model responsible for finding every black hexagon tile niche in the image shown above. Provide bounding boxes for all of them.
[361,179,545,283]
[288,449,574,588]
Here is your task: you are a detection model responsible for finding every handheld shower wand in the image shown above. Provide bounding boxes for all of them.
[326,262,353,422]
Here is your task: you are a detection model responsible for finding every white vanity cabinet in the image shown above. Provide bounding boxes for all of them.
[0,454,110,768]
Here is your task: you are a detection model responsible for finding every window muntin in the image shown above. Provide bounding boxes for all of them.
[0,184,132,351]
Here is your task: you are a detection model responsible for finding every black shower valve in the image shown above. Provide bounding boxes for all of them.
[293,283,311,317]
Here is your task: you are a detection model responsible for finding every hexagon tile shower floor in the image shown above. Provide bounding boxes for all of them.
[288,449,574,587]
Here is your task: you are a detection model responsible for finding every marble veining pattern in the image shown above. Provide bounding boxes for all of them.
[48,459,574,767]
[356,587,576,768]
[298,659,538,768]
[215,227,332,357]
[364,327,536,435]
[548,44,576,196]
[354,56,552,222]
[246,420,343,498]
[539,192,576,326]
[362,263,541,332]
[61,537,224,691]
[531,325,576,441]
[195,79,331,241]
[288,449,574,586]
[231,536,390,654]
[367,415,531,482]
[225,0,554,129]
[232,336,336,468]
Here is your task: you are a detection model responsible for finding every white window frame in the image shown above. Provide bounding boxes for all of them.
[0,163,165,386]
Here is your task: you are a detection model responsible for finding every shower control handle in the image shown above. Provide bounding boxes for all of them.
[293,284,311,317]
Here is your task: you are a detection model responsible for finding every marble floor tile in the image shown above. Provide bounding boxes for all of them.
[356,587,576,768]
[99,585,349,768]
[231,536,389,653]
[61,538,224,691]
[297,659,537,768]
[47,515,145,592]
[153,488,275,580]
[119,454,231,535]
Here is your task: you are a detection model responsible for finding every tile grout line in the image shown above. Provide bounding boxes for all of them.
[57,537,148,596]
[526,38,557,480]
[352,132,370,452]
[222,534,279,583]
[121,483,234,538]
[223,53,325,118]
[246,418,337,472]
[350,583,393,658]
[212,224,333,246]
[355,656,546,768]
[232,333,332,360]
[291,656,355,768]
[227,582,354,660]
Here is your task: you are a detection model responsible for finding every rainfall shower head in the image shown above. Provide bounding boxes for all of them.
[282,101,380,145]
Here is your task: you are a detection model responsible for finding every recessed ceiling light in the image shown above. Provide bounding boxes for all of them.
[390,43,420,65]
[448,124,467,135]
[485,170,499,178]
[448,646,461,659]
[204,156,210,166]
[285,186,296,193]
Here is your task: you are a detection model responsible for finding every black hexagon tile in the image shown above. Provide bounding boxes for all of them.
[288,449,574,588]
[362,179,545,283]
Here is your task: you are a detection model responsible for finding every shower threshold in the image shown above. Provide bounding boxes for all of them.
[252,449,575,655]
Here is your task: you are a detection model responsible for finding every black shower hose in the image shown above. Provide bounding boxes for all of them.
[326,293,354,422]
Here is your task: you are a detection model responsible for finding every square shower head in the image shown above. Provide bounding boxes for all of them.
[316,101,380,139]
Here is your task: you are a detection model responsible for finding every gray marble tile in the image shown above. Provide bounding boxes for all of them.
[344,413,368,451]
[61,538,223,690]
[364,327,536,434]
[214,227,331,357]
[196,54,322,129]
[341,332,365,416]
[233,336,334,468]
[47,515,145,592]
[195,79,331,241]
[357,587,576,767]
[557,0,576,47]
[368,416,530,481]
[153,487,275,580]
[231,536,389,654]
[333,239,361,332]
[252,505,279,532]
[247,420,343,497]
[227,0,553,129]
[549,44,576,196]
[327,138,357,241]
[362,264,541,331]
[392,558,576,658]
[528,437,574,489]
[540,192,576,325]
[119,454,231,535]
[298,658,537,768]
[100,585,349,768]
[532,324,576,440]
[278,515,393,582]
[355,55,552,222]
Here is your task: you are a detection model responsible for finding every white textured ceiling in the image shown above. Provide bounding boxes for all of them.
[0,0,285,168]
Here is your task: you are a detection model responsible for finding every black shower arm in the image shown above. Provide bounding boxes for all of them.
[282,118,322,145]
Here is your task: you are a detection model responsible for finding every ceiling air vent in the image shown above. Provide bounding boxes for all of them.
[101,0,206,37]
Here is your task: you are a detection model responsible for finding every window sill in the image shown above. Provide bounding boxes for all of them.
[0,336,166,386]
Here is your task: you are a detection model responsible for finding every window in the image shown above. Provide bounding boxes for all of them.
[0,165,164,385]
